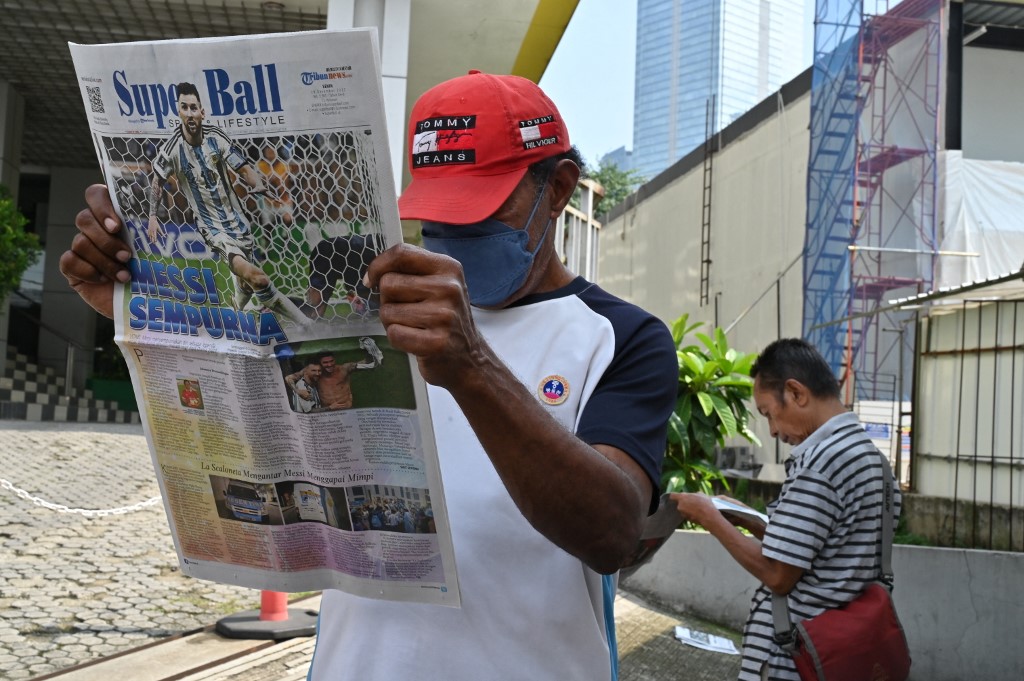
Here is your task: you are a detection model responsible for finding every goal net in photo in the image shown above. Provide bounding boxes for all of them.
[103,128,389,324]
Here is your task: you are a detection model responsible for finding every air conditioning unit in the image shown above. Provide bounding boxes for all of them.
[715,446,753,469]
[715,446,762,478]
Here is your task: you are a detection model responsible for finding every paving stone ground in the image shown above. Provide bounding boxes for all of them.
[0,421,259,679]
[0,420,742,680]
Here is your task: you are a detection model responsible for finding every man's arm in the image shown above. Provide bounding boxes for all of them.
[357,337,383,368]
[284,368,303,391]
[147,175,165,243]
[59,185,132,319]
[671,492,804,594]
[296,384,313,401]
[354,358,379,370]
[365,244,658,574]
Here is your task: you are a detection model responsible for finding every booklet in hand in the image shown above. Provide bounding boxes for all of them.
[712,497,769,531]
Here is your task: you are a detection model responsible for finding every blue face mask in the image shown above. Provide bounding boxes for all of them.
[421,183,552,307]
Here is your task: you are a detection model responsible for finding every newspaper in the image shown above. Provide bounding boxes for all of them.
[69,29,460,607]
[712,497,769,531]
[674,627,740,655]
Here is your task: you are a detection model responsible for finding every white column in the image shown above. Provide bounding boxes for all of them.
[0,82,24,202]
[327,0,411,193]
[39,167,103,388]
[326,0,355,28]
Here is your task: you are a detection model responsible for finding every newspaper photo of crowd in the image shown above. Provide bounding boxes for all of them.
[347,484,436,535]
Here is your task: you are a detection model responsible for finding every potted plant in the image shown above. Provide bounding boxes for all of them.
[663,314,760,494]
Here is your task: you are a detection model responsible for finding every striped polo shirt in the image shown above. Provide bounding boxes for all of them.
[738,411,902,681]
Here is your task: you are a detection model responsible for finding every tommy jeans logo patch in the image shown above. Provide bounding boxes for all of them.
[412,115,477,167]
[519,115,559,150]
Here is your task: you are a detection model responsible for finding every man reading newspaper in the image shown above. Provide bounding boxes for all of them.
[60,70,677,680]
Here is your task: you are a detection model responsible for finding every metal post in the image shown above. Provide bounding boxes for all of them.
[895,325,905,484]
[65,344,75,398]
[884,326,905,477]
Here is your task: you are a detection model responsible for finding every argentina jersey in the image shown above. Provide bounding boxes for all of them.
[154,125,250,240]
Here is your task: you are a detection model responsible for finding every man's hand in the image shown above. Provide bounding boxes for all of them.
[147,215,164,243]
[58,184,131,319]
[669,492,719,528]
[359,336,384,366]
[364,244,482,390]
[671,491,801,592]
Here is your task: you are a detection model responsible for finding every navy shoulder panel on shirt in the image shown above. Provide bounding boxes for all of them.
[573,280,678,509]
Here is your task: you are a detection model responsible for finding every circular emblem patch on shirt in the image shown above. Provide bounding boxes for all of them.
[538,375,569,405]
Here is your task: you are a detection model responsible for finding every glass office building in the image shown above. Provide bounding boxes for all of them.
[632,0,808,181]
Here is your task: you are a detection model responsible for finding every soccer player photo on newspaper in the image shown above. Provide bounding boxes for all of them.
[106,120,389,338]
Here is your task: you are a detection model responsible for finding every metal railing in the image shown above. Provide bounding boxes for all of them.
[8,289,95,397]
[916,299,1024,552]
[557,178,604,281]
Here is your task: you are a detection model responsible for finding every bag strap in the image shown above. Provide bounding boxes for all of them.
[771,451,896,653]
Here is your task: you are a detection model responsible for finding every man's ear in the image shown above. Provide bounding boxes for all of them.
[784,378,812,407]
[547,159,581,217]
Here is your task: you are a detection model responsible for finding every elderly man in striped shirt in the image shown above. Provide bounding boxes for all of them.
[671,338,901,681]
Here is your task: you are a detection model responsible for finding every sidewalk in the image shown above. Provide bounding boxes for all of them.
[0,420,742,680]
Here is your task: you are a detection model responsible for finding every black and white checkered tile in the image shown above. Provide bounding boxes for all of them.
[2,349,140,424]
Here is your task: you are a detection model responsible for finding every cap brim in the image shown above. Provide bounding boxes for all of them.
[398,167,529,224]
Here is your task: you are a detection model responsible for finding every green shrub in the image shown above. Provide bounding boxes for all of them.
[663,314,761,495]
[0,185,42,301]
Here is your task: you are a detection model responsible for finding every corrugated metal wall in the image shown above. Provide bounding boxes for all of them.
[916,300,1024,549]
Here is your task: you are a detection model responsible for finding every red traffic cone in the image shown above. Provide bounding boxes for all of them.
[216,590,318,640]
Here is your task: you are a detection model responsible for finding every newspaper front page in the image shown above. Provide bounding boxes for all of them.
[69,29,460,607]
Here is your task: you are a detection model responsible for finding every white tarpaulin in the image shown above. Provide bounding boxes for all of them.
[938,150,1024,289]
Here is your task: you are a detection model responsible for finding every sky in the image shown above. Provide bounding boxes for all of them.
[539,0,820,170]
[539,0,638,169]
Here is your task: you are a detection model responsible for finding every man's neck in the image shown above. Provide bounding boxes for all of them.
[810,399,850,433]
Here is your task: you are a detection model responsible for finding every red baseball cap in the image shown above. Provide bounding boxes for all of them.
[397,70,571,224]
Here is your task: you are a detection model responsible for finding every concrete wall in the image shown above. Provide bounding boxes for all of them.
[622,531,1024,681]
[963,47,1024,163]
[599,77,811,453]
[902,493,1024,553]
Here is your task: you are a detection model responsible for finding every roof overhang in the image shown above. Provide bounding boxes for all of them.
[0,0,578,170]
[809,267,1024,332]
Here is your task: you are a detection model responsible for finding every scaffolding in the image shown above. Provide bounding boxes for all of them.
[804,0,945,402]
